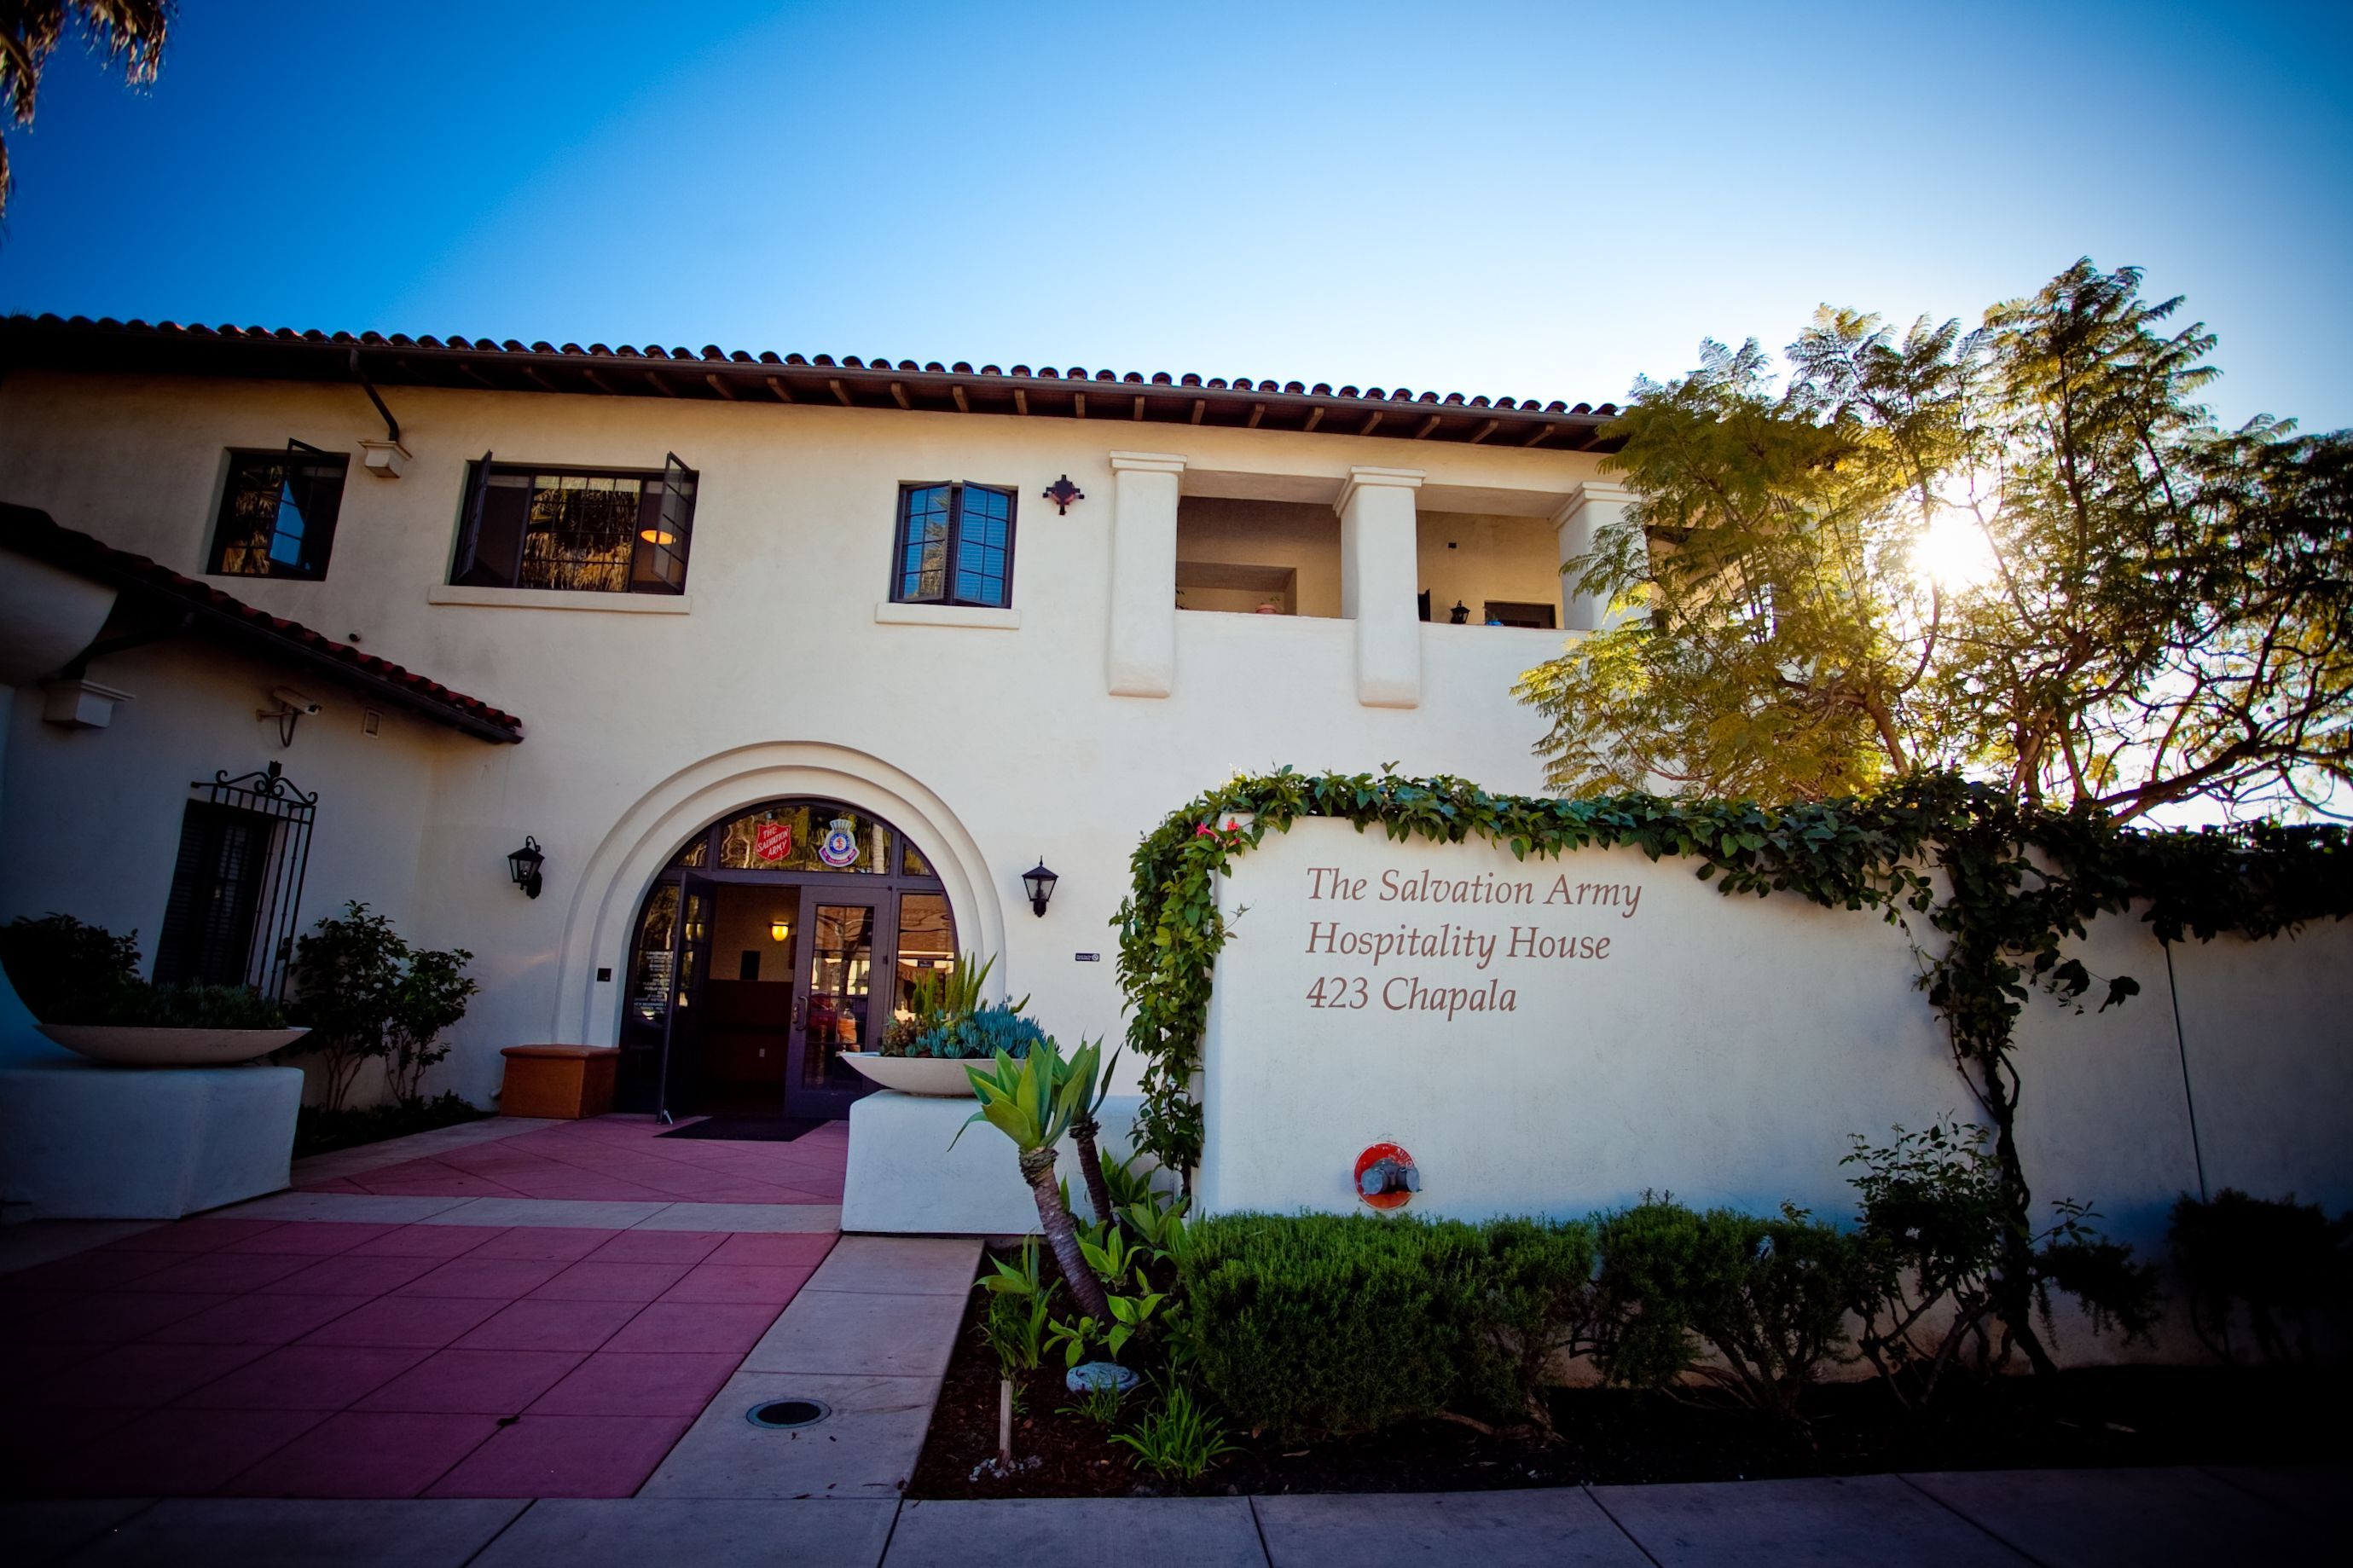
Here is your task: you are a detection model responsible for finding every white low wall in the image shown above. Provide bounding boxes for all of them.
[842,1090,1148,1235]
[0,1057,304,1219]
[1198,820,2353,1276]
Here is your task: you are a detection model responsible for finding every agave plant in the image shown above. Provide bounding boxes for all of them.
[954,1039,1110,1322]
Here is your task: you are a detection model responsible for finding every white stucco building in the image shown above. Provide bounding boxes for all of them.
[0,314,1633,1120]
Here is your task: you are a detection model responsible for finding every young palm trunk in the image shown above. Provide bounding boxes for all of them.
[1020,1146,1110,1322]
[1071,1114,1116,1226]
[997,1379,1014,1469]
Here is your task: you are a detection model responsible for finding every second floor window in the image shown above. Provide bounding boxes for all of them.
[209,443,348,580]
[892,482,1016,608]
[451,454,697,594]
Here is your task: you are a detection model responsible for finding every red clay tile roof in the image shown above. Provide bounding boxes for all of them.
[0,313,1624,449]
[0,503,524,743]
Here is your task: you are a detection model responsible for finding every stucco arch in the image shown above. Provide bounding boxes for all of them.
[550,741,1008,1044]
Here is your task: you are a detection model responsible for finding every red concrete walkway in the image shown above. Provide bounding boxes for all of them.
[3,1214,836,1498]
[3,1114,861,1501]
[298,1115,848,1206]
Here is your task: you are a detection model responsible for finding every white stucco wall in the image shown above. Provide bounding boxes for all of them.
[1199,819,2353,1276]
[0,371,1607,1106]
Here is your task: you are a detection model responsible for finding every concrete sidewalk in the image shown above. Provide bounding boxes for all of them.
[9,1464,2339,1566]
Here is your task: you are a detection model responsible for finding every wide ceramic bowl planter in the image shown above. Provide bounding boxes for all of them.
[838,1051,979,1097]
[37,1025,309,1068]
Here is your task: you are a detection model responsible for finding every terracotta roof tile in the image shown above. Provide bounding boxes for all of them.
[0,314,1623,449]
[0,503,524,744]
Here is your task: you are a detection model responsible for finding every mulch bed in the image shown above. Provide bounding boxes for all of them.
[908,1281,2350,1499]
[292,1092,489,1157]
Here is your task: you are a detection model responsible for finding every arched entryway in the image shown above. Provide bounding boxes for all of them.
[617,797,958,1118]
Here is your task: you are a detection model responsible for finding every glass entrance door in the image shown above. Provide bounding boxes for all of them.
[787,900,882,1117]
[653,875,716,1119]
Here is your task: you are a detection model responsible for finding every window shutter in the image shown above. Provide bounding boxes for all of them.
[655,451,694,589]
[449,451,496,583]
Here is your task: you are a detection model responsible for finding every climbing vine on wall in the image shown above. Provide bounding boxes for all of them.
[1113,767,2350,1369]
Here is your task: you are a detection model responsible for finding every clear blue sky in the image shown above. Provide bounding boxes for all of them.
[3,1,2347,428]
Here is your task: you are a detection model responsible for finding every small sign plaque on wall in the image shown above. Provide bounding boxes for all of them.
[1075,952,1100,962]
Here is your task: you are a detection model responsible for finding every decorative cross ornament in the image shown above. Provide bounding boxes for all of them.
[1042,474,1086,514]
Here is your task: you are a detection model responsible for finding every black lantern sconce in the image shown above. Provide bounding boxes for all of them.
[1447,599,1469,625]
[507,836,545,900]
[1042,475,1086,515]
[1022,859,1059,917]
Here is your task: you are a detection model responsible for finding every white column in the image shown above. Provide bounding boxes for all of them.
[1105,452,1185,698]
[1550,479,1638,632]
[1335,466,1424,709]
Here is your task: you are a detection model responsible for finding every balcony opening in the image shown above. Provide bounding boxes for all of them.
[1174,497,1343,618]
[1417,511,1565,629]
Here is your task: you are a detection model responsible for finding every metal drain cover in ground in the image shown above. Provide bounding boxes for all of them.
[746,1397,831,1429]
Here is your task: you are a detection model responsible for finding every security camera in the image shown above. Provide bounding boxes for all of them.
[270,686,322,717]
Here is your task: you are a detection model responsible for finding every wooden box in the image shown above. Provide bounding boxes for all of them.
[498,1044,620,1120]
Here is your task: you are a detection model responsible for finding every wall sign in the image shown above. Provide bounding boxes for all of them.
[817,816,861,868]
[754,819,793,862]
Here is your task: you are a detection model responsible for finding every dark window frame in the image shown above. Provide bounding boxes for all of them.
[889,480,1018,609]
[206,441,350,581]
[449,454,698,595]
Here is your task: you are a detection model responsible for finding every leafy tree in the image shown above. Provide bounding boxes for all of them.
[289,901,477,1110]
[385,945,478,1103]
[1,2,172,212]
[289,903,403,1112]
[1521,260,2353,823]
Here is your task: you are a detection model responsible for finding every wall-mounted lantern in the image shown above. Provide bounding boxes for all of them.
[1023,859,1059,917]
[1447,600,1469,625]
[507,836,545,900]
[770,918,791,943]
[1042,475,1086,514]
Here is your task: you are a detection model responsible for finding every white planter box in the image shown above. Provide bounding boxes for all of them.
[0,1057,304,1219]
[841,1090,1150,1235]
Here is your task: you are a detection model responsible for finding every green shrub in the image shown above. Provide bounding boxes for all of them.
[289,903,475,1110]
[1842,1121,2159,1403]
[0,914,286,1027]
[1176,1211,1595,1440]
[2170,1188,2353,1363]
[0,913,142,1021]
[130,983,289,1029]
[1596,1198,1869,1425]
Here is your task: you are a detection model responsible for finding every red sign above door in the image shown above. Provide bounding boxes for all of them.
[754,820,793,862]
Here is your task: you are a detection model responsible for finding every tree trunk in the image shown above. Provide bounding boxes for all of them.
[997,1379,1013,1468]
[1022,1146,1110,1322]
[1978,1048,2061,1378]
[1071,1114,1116,1226]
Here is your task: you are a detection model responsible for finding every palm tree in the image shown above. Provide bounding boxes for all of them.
[955,1039,1110,1322]
[1067,1041,1121,1226]
[3,2,173,213]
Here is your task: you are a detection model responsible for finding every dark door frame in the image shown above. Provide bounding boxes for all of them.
[785,893,895,1120]
[622,801,954,1121]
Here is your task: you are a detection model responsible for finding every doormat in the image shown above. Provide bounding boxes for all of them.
[658,1115,830,1143]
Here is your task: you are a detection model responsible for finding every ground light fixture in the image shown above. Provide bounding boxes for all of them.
[1023,859,1058,917]
[507,836,545,900]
